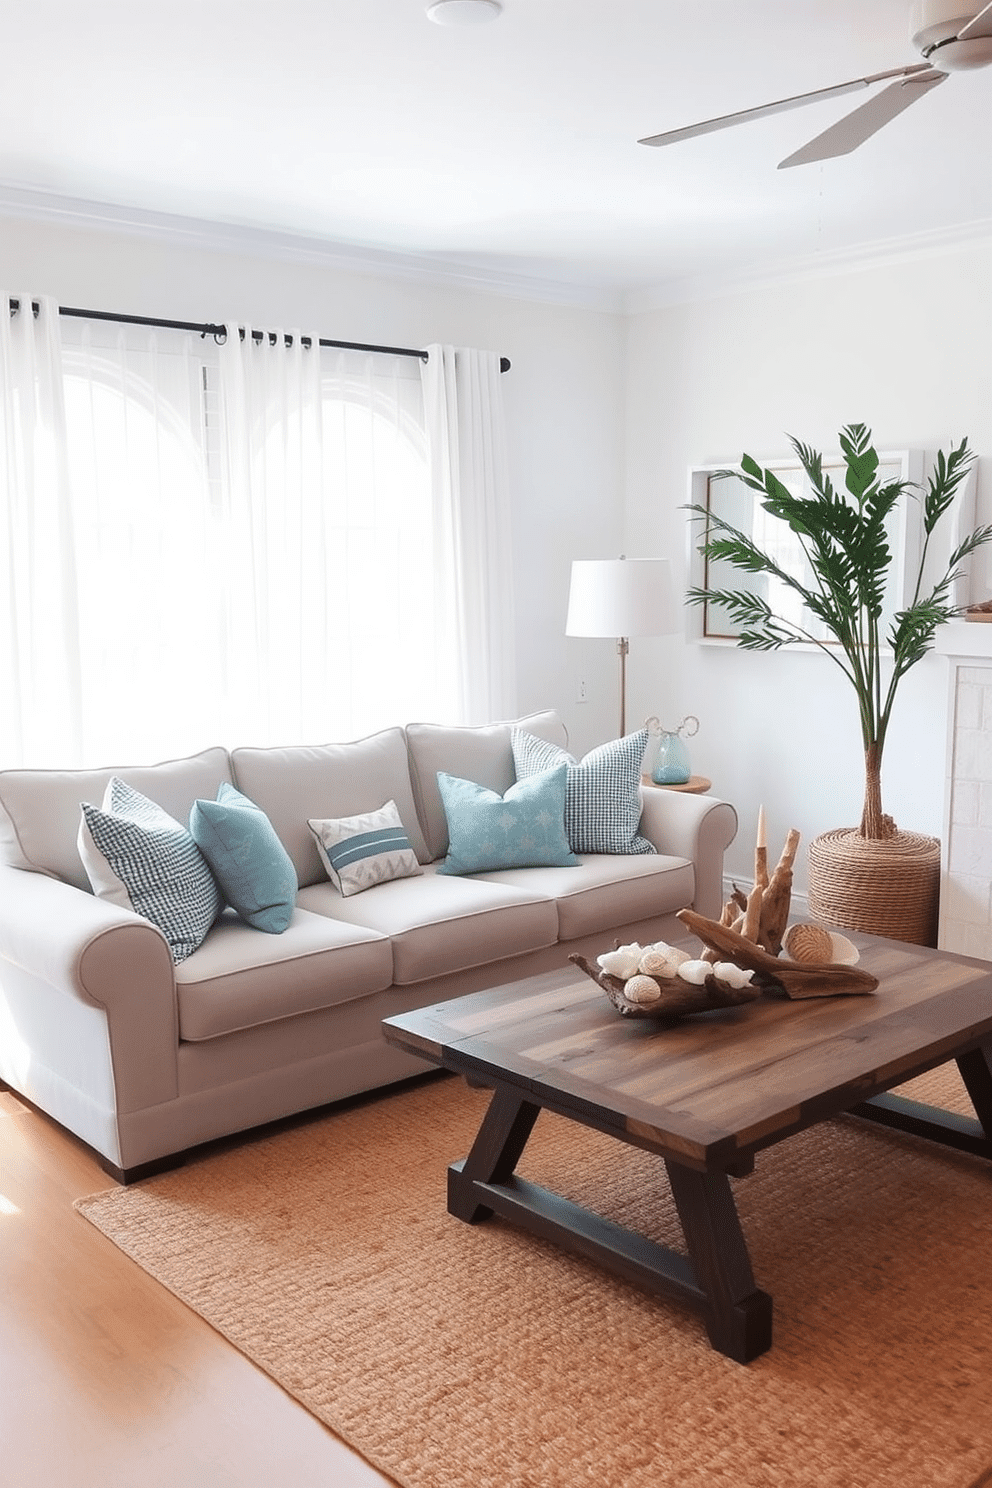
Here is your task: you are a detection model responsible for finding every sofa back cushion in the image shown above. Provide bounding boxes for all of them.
[231,728,428,888]
[405,710,568,862]
[0,746,234,891]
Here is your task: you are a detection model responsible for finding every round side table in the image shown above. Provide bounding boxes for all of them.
[641,774,712,795]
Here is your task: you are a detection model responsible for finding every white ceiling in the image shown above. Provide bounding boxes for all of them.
[2,0,992,306]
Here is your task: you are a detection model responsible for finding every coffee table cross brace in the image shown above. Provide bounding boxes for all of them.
[447,1083,773,1363]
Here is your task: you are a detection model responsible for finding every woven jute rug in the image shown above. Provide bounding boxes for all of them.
[76,1065,992,1488]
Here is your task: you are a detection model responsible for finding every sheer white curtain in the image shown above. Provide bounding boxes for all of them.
[0,295,82,766]
[421,345,517,724]
[1,312,516,768]
[218,330,452,743]
[60,317,218,764]
[217,326,327,744]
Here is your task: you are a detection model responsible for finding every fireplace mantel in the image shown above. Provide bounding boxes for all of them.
[936,624,992,959]
[935,621,992,661]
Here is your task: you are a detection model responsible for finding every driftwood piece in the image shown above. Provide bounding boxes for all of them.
[676,909,878,999]
[758,826,801,957]
[568,953,760,1021]
[742,882,764,943]
[755,806,769,891]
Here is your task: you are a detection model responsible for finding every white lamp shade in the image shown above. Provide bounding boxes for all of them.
[565,559,678,639]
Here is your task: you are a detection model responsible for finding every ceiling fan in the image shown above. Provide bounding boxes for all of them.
[639,1,992,168]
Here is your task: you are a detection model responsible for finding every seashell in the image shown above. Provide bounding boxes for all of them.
[598,946,642,979]
[783,923,834,964]
[623,974,663,1004]
[712,961,755,990]
[828,932,859,966]
[639,952,672,976]
[676,958,712,986]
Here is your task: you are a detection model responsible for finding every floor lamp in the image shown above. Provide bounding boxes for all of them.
[565,557,678,737]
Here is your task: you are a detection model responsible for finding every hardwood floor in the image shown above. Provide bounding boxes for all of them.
[0,1090,395,1488]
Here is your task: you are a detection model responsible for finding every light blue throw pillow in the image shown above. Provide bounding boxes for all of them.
[190,782,298,933]
[78,778,222,963]
[436,764,579,876]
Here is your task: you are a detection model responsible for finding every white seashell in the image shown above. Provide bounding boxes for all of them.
[598,947,642,979]
[828,932,859,966]
[623,974,663,1004]
[712,961,754,989]
[665,947,692,968]
[676,958,712,986]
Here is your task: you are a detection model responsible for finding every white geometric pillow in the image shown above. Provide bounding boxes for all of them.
[308,799,423,897]
[78,778,222,963]
[510,727,655,855]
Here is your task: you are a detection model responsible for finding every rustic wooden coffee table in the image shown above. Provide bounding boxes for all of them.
[383,934,992,1363]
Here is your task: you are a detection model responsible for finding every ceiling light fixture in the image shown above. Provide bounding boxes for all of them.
[426,0,502,25]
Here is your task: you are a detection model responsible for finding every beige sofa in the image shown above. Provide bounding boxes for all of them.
[0,710,737,1182]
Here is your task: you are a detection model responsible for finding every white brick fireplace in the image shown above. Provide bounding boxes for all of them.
[936,623,992,959]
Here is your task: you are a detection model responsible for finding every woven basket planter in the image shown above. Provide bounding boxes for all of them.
[807,828,941,947]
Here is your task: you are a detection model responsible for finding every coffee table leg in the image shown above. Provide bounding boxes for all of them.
[957,1044,992,1134]
[448,1085,541,1224]
[665,1160,773,1363]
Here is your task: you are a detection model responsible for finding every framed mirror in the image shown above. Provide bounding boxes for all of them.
[686,449,924,645]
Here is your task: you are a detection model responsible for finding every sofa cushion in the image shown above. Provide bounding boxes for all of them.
[296,867,559,985]
[0,746,233,892]
[474,852,696,942]
[406,710,568,862]
[231,729,428,888]
[512,727,655,855]
[436,766,579,875]
[190,783,298,933]
[174,907,394,1042]
[308,800,423,896]
[78,779,222,964]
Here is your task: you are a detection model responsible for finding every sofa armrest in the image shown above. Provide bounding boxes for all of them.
[637,788,738,923]
[0,865,180,1111]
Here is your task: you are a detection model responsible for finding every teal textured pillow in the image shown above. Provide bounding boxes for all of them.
[190,782,298,933]
[78,778,222,963]
[511,727,655,855]
[436,764,579,875]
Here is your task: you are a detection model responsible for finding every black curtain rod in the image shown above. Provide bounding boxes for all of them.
[8,298,511,372]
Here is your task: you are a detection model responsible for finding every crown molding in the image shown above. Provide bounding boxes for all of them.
[0,183,622,313]
[5,179,987,321]
[621,215,992,314]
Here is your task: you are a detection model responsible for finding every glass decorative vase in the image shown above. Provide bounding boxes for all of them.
[651,715,699,785]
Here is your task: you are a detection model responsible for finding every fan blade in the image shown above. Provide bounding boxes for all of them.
[957,1,992,41]
[638,64,932,148]
[777,69,946,168]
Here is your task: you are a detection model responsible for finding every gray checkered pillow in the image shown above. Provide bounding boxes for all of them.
[78,778,222,963]
[511,728,654,855]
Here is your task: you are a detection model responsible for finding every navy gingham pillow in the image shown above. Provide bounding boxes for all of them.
[510,727,654,855]
[78,778,221,963]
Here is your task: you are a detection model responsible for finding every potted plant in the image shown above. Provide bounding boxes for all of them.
[686,422,992,944]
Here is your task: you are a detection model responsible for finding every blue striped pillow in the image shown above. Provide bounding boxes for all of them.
[308,800,423,897]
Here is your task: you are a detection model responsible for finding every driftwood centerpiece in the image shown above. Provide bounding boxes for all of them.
[568,950,761,1021]
[570,813,877,1022]
[677,909,878,999]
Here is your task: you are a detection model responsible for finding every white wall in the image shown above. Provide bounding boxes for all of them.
[622,238,992,893]
[0,208,624,752]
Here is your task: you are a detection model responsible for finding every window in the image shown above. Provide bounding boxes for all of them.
[56,322,440,763]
